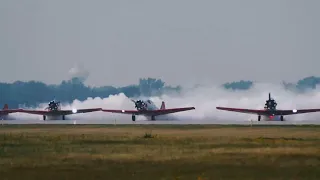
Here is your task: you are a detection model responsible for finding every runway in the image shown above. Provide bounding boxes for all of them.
[1,118,319,125]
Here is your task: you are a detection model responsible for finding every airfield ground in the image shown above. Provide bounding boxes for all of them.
[0,124,319,180]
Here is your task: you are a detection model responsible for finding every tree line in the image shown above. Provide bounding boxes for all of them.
[0,76,319,108]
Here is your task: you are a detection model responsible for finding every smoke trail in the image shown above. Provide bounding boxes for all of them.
[9,83,320,123]
[68,63,90,82]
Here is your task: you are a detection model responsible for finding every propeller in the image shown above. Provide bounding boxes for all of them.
[47,100,60,111]
[134,100,147,110]
[265,96,277,110]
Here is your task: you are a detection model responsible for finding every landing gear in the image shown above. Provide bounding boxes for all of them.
[43,115,46,121]
[132,115,136,121]
[258,115,261,121]
[62,115,65,120]
[151,115,155,121]
[280,115,284,121]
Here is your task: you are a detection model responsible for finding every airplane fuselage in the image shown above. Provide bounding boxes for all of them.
[138,100,160,120]
[42,109,69,120]
[42,101,67,120]
[258,109,285,121]
[132,100,169,121]
[42,115,66,120]
[260,115,284,121]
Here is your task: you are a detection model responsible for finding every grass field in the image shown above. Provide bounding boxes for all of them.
[0,124,319,180]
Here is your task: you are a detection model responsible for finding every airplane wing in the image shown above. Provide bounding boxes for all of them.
[0,109,22,115]
[102,107,195,116]
[273,108,320,115]
[216,107,267,114]
[216,107,320,115]
[19,108,102,116]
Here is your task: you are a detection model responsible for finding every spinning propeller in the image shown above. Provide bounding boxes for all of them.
[132,99,147,110]
[46,100,60,111]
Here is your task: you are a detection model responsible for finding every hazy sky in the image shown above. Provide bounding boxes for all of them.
[1,0,319,87]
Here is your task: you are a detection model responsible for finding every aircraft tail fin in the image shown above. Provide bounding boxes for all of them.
[160,101,166,110]
[3,104,8,110]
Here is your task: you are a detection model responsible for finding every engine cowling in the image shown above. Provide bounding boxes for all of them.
[135,100,147,110]
[47,101,60,111]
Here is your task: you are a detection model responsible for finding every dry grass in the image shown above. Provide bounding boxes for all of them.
[0,124,319,180]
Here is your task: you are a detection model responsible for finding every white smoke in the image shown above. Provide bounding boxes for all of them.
[8,82,320,124]
[68,63,90,82]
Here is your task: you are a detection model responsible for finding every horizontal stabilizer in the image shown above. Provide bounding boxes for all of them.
[3,104,8,110]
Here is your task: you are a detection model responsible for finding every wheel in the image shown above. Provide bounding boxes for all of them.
[280,116,284,121]
[62,115,65,120]
[43,115,46,121]
[132,115,136,121]
[151,116,155,121]
[258,115,261,121]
